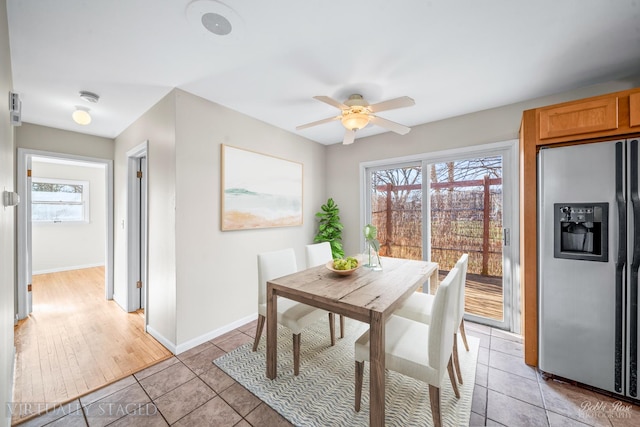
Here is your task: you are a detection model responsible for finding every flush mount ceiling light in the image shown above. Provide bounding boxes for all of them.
[72,90,99,125]
[72,106,91,125]
[186,0,244,43]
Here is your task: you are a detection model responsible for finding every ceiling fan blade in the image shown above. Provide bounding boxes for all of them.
[369,96,415,113]
[296,115,340,130]
[313,95,348,110]
[369,115,411,135]
[343,129,356,145]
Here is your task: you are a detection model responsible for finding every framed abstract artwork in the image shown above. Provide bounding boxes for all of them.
[221,145,303,230]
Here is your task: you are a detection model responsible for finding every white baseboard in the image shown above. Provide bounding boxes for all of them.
[146,325,177,355]
[174,313,258,355]
[33,263,105,275]
[112,293,127,312]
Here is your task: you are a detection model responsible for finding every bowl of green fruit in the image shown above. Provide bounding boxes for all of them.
[325,256,360,276]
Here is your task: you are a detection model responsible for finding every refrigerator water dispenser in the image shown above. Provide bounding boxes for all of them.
[553,203,609,262]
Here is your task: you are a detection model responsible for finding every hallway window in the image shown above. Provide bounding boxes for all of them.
[32,178,89,223]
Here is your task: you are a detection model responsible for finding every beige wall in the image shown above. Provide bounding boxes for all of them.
[0,0,15,423]
[113,89,326,351]
[327,77,640,256]
[15,123,114,160]
[114,91,177,342]
[173,90,325,346]
[31,161,106,273]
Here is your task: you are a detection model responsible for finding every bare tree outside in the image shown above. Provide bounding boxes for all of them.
[369,155,504,320]
[429,156,503,275]
[371,165,423,259]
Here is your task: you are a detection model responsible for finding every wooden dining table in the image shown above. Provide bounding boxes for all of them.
[266,256,439,426]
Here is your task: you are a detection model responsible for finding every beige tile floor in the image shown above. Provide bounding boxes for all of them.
[14,320,640,426]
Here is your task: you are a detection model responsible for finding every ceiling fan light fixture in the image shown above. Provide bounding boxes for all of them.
[341,112,369,131]
[297,93,414,142]
[72,106,91,125]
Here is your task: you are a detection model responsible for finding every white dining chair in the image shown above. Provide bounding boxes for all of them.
[305,241,345,339]
[253,248,336,375]
[394,253,469,384]
[354,268,461,427]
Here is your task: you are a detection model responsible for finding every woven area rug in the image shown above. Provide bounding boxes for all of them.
[214,318,479,427]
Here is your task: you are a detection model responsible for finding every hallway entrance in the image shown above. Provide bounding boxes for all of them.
[11,267,171,425]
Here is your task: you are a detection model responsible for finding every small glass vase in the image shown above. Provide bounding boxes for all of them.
[363,242,382,271]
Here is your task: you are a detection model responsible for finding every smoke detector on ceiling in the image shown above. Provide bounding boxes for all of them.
[186,0,244,43]
[79,91,100,103]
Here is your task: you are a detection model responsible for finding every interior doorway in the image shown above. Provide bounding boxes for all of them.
[11,266,172,425]
[16,148,114,319]
[127,141,148,316]
[12,148,171,424]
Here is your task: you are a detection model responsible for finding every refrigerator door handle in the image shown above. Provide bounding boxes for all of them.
[615,141,626,394]
[630,139,640,397]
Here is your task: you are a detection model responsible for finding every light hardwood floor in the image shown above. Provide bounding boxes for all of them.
[12,267,172,425]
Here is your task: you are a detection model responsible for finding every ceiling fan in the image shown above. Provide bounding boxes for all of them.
[296,94,416,145]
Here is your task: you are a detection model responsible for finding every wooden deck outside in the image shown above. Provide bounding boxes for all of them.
[12,267,172,425]
[431,270,503,321]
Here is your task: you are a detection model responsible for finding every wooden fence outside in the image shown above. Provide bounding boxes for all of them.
[371,176,503,277]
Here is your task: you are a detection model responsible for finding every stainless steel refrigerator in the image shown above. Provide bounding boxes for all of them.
[538,138,639,398]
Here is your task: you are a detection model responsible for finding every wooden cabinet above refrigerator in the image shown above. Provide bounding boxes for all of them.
[520,86,640,368]
[532,88,640,145]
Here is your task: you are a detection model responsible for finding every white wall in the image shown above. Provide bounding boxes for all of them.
[327,77,640,256]
[31,161,106,273]
[0,0,15,423]
[173,89,325,346]
[114,92,177,343]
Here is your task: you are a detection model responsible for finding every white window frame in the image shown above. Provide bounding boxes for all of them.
[359,139,520,333]
[31,177,90,224]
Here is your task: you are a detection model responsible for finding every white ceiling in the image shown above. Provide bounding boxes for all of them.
[6,0,640,145]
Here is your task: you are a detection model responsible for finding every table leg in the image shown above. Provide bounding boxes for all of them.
[266,283,277,380]
[369,311,385,427]
[429,267,439,295]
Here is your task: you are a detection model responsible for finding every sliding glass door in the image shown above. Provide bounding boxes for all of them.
[428,156,505,325]
[363,142,518,331]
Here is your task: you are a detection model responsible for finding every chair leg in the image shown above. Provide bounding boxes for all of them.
[459,319,470,351]
[453,332,463,385]
[252,315,265,352]
[355,361,364,412]
[447,357,460,398]
[293,333,301,376]
[340,315,345,338]
[429,385,441,427]
[328,313,336,346]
